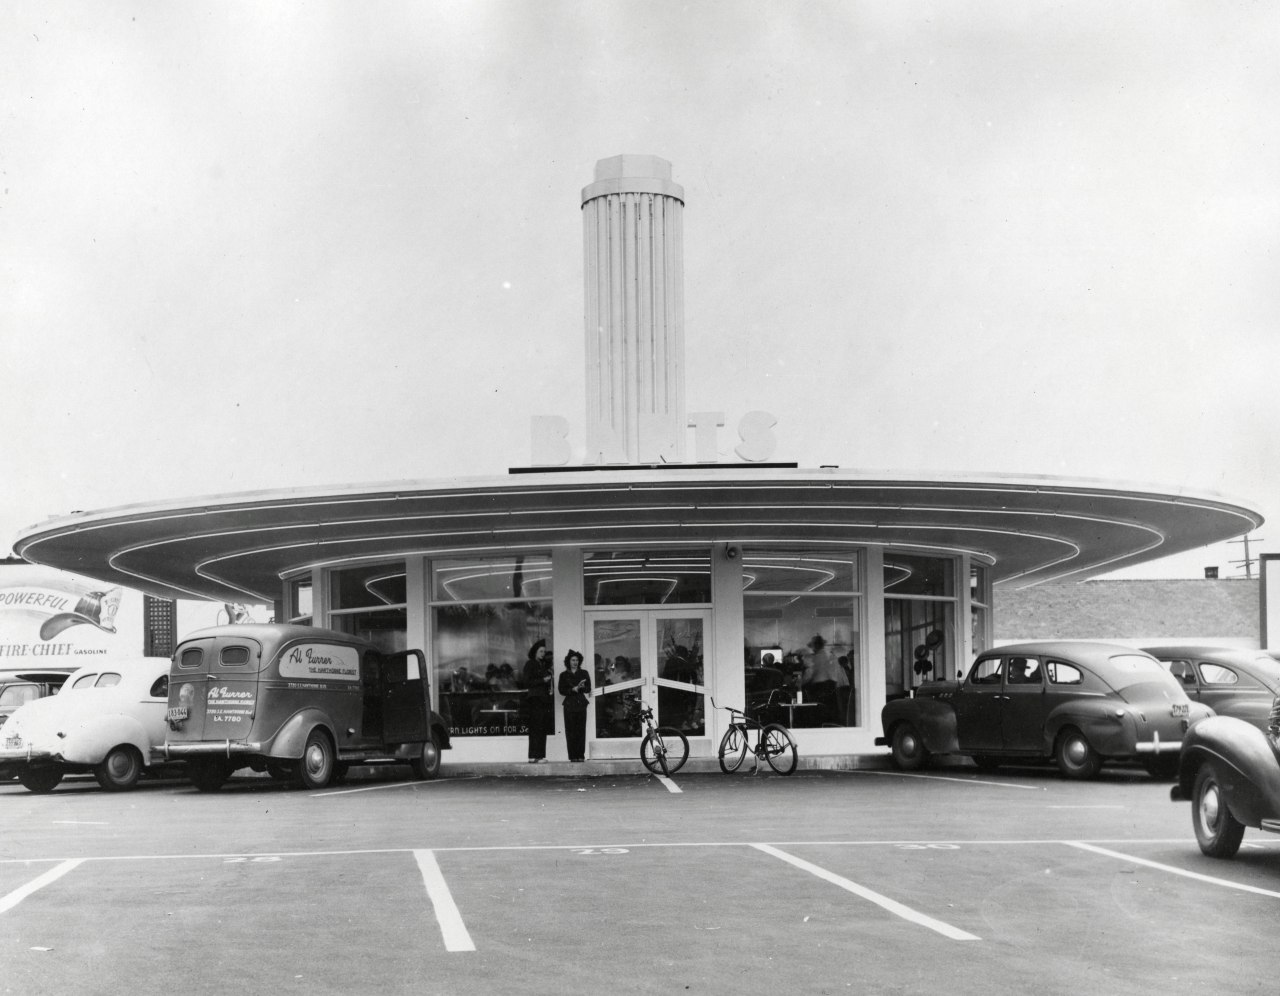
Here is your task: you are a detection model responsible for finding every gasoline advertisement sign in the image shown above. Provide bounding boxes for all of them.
[0,564,131,665]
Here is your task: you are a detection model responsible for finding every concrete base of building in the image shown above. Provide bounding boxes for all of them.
[441,752,894,778]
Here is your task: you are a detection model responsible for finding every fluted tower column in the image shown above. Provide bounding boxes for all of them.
[582,154,685,463]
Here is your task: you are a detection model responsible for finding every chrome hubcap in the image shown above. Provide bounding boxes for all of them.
[1200,783,1221,831]
[107,752,133,778]
[304,744,327,776]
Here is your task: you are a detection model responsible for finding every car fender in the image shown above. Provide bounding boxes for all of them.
[430,714,452,751]
[265,709,337,760]
[59,714,154,767]
[1043,699,1131,756]
[880,697,958,754]
[1175,716,1280,828]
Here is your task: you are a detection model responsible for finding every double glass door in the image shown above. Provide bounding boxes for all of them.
[589,609,708,740]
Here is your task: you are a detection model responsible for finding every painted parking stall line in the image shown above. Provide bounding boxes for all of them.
[752,843,980,941]
[842,769,1041,790]
[413,849,476,952]
[655,774,682,793]
[1065,841,1280,899]
[0,860,83,916]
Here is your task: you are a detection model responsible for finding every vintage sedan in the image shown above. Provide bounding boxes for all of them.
[877,641,1211,779]
[0,658,173,792]
[1171,698,1280,858]
[1143,645,1280,732]
[0,670,74,728]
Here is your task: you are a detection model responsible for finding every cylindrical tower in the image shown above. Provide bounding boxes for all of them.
[582,154,685,463]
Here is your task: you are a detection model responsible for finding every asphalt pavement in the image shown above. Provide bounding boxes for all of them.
[2,763,1278,995]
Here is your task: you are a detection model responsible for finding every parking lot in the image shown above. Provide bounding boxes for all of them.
[2,764,1279,995]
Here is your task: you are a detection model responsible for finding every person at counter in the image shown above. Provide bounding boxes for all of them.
[523,639,554,762]
[558,649,591,762]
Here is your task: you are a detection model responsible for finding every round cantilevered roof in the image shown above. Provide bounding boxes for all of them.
[12,467,1262,603]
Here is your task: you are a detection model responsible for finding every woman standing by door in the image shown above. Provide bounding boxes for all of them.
[558,650,591,762]
[523,640,554,762]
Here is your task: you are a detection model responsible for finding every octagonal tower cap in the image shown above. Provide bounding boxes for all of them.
[582,154,684,204]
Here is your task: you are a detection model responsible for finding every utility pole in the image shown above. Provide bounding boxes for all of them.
[1228,533,1265,580]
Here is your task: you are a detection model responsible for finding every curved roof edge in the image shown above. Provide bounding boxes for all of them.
[13,467,1263,603]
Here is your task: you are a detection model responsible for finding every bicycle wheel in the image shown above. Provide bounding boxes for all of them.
[641,728,690,776]
[760,724,797,775]
[718,725,749,773]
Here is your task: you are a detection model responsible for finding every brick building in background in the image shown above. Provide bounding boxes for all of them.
[995,579,1259,648]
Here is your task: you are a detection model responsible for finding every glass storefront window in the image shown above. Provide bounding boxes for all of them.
[328,563,406,654]
[970,564,991,664]
[287,579,313,625]
[430,557,553,738]
[584,550,711,605]
[884,553,955,597]
[742,549,862,728]
[432,555,553,602]
[333,564,406,609]
[884,554,957,698]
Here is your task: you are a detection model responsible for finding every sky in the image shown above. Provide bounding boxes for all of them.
[1,1,1277,580]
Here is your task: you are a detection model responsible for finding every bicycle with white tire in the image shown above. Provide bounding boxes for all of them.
[712,693,798,775]
[637,703,689,777]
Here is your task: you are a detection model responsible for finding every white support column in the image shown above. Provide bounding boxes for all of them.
[862,547,886,730]
[406,556,428,685]
[710,542,745,745]
[311,566,330,629]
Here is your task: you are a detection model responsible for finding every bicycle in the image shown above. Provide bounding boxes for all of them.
[637,703,689,776]
[711,693,798,775]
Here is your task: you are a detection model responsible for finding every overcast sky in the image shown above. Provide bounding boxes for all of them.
[2,2,1276,580]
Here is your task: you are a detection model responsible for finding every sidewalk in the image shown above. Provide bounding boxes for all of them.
[441,752,893,778]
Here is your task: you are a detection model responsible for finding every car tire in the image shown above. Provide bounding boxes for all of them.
[890,722,930,771]
[297,729,335,789]
[188,760,231,792]
[94,745,143,792]
[409,736,441,780]
[1053,727,1101,779]
[1192,762,1246,859]
[19,766,63,793]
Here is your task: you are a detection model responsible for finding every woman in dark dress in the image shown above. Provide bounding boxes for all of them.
[558,649,591,762]
[522,640,554,762]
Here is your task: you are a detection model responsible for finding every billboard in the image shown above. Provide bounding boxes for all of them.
[0,562,271,668]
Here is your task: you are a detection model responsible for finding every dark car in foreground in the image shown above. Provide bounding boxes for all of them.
[1170,698,1280,858]
[877,641,1210,779]
[1143,645,1280,732]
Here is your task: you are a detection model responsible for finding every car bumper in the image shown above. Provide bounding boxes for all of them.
[0,746,61,766]
[152,741,265,763]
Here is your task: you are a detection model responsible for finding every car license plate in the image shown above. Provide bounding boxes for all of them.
[3,735,21,749]
[166,706,189,722]
[1170,703,1189,718]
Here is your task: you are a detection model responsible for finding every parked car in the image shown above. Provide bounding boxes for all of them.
[0,670,74,728]
[0,658,174,792]
[877,641,1211,779]
[1170,698,1280,858]
[1143,645,1280,732]
[156,624,451,791]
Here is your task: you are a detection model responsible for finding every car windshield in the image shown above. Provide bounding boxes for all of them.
[0,685,39,707]
[1105,654,1180,691]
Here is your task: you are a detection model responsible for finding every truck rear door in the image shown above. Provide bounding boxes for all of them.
[169,636,264,742]
[380,650,430,744]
